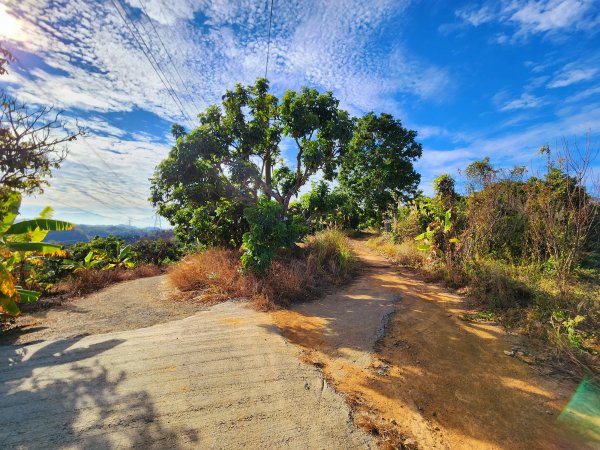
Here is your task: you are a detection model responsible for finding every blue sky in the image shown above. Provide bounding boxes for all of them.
[1,0,599,226]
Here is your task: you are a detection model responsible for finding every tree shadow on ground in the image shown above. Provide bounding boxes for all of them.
[0,336,199,449]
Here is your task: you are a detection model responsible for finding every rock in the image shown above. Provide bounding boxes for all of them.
[516,353,535,364]
[503,350,515,356]
[376,364,390,376]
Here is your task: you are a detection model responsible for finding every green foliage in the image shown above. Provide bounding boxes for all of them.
[292,181,361,231]
[131,237,182,266]
[69,235,124,266]
[151,79,354,248]
[241,197,300,272]
[0,190,73,316]
[338,112,422,226]
[304,229,356,279]
[551,311,587,351]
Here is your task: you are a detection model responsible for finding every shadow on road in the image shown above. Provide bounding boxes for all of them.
[0,336,199,449]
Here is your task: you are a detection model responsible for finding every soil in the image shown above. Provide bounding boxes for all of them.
[0,275,206,345]
[273,240,597,449]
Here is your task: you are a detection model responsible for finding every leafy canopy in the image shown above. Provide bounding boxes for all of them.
[338,112,422,226]
[151,78,354,246]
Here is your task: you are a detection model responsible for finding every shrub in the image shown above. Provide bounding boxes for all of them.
[167,230,355,310]
[304,229,356,279]
[132,237,183,266]
[465,260,533,309]
[366,235,425,268]
[241,197,300,272]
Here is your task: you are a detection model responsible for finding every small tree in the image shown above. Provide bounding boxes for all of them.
[151,79,354,248]
[0,44,83,196]
[0,94,83,195]
[526,140,598,290]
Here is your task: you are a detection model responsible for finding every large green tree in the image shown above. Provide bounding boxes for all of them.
[338,112,422,226]
[150,78,353,246]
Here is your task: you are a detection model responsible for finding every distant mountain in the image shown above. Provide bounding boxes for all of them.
[45,224,173,245]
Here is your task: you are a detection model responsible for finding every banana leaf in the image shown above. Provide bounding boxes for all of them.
[6,219,75,235]
[15,286,41,303]
[7,242,64,254]
[0,191,21,235]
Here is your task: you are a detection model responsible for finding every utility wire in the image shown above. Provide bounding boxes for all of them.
[14,63,147,214]
[264,0,274,80]
[138,0,201,117]
[134,5,197,121]
[110,0,194,128]
[13,40,163,227]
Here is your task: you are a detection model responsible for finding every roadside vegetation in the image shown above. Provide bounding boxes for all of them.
[367,146,599,376]
[168,229,355,310]
[0,46,180,323]
[152,78,419,308]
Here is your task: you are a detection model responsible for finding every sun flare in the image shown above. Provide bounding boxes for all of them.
[0,4,24,41]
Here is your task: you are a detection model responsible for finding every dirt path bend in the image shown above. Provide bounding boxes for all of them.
[273,240,595,450]
[1,275,206,346]
[0,301,374,449]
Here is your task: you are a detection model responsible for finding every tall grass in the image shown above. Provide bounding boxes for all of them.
[167,230,355,310]
[365,234,425,268]
[368,233,600,377]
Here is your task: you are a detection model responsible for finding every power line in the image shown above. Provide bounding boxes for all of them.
[137,0,201,117]
[110,0,195,128]
[265,0,274,80]
[13,42,164,227]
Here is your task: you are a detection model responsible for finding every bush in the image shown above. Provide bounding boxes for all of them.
[132,237,182,266]
[304,229,356,279]
[366,235,425,268]
[167,230,355,310]
[465,260,534,309]
[241,197,301,272]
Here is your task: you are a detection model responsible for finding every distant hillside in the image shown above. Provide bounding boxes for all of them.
[45,224,174,245]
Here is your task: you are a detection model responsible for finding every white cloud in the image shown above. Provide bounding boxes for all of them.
[547,67,597,88]
[499,93,545,111]
[2,0,447,122]
[456,5,495,26]
[22,131,170,225]
[454,0,599,41]
[3,0,452,225]
[566,85,600,102]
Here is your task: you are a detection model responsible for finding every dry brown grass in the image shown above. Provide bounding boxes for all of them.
[167,230,355,310]
[53,265,162,297]
[366,235,425,268]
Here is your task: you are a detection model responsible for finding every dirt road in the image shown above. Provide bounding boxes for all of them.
[273,241,596,449]
[1,243,597,449]
[0,276,205,345]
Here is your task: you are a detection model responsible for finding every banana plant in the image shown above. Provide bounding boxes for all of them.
[414,209,459,252]
[104,243,135,270]
[61,250,104,271]
[0,190,74,316]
